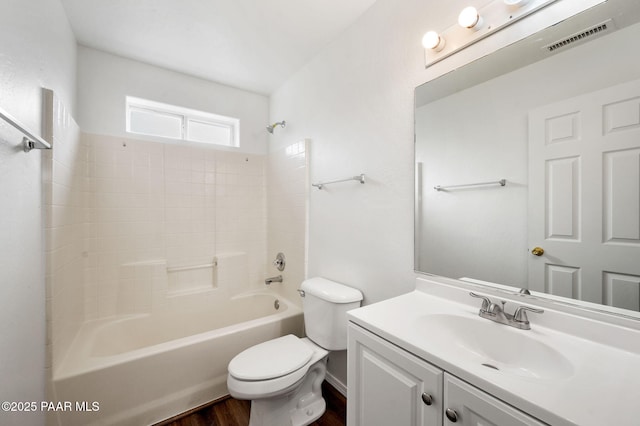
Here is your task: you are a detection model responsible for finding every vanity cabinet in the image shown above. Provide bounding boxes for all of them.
[347,323,443,425]
[348,323,545,426]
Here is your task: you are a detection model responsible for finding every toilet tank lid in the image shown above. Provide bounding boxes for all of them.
[301,277,363,303]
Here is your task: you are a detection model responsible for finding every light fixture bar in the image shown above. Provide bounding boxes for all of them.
[424,0,560,68]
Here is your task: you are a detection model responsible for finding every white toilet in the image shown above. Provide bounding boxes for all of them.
[226,277,363,426]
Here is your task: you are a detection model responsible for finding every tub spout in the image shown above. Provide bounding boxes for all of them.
[265,275,283,285]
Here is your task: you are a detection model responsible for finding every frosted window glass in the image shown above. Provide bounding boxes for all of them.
[126,96,239,148]
[187,119,232,145]
[129,107,183,139]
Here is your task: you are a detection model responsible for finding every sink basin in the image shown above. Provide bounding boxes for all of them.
[415,314,574,380]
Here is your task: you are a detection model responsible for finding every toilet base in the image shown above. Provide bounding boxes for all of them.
[248,358,327,426]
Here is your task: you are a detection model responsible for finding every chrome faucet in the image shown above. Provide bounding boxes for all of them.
[470,292,543,330]
[265,275,283,285]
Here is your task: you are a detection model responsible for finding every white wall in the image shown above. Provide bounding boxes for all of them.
[269,0,474,386]
[77,47,269,155]
[0,1,76,425]
[270,0,481,301]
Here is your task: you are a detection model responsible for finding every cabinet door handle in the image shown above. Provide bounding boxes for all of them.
[445,408,459,422]
[421,392,433,406]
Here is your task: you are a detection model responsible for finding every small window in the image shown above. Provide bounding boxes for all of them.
[126,97,239,147]
[129,107,183,139]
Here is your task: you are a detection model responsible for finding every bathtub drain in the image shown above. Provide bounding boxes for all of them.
[274,299,280,310]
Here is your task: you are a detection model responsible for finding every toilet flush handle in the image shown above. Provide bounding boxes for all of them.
[297,289,305,297]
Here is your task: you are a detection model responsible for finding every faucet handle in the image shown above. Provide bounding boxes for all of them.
[513,305,544,323]
[469,292,492,312]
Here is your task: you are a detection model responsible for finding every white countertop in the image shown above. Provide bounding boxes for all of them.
[347,277,640,426]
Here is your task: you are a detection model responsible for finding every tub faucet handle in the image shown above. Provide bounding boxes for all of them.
[272,252,286,271]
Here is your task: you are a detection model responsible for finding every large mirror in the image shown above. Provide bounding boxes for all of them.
[415,0,640,316]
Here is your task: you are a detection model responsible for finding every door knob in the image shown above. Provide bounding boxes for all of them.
[531,247,544,256]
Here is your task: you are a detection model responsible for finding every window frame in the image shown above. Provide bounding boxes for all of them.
[125,96,240,148]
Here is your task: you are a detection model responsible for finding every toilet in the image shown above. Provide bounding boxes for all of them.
[226,277,363,426]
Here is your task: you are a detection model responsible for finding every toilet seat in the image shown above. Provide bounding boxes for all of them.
[227,337,329,400]
[228,334,313,381]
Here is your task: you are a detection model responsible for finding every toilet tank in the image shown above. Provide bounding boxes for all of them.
[300,277,363,351]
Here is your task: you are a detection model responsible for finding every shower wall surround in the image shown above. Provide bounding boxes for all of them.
[82,133,267,319]
[267,139,309,304]
[43,91,85,375]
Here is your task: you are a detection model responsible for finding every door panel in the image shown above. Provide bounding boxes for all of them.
[545,264,580,299]
[545,156,580,239]
[603,272,640,311]
[359,349,420,425]
[603,148,640,243]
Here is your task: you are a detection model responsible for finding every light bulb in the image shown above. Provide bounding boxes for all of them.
[422,31,445,51]
[504,0,530,6]
[458,6,482,29]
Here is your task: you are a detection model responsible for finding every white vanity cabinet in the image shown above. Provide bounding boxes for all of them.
[347,323,443,425]
[348,323,545,426]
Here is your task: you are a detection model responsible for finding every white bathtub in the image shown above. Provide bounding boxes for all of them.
[51,291,303,426]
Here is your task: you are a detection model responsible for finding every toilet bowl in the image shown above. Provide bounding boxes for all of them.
[227,335,329,426]
[226,277,363,426]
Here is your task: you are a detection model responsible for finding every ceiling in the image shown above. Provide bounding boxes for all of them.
[61,0,378,95]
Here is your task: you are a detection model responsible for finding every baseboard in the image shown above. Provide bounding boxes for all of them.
[324,371,347,397]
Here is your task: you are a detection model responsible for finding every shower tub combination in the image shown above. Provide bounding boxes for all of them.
[51,290,303,426]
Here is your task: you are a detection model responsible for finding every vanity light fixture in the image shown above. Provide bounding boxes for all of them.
[458,6,483,29]
[422,31,446,51]
[422,0,605,68]
[422,0,606,69]
[504,0,530,7]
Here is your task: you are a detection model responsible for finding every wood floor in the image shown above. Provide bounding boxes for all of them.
[155,382,346,426]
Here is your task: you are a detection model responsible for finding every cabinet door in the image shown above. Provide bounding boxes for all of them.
[443,374,546,426]
[347,324,443,426]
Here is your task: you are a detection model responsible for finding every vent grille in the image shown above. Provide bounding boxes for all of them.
[545,20,612,52]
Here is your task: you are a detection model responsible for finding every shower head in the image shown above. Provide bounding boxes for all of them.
[266,120,286,134]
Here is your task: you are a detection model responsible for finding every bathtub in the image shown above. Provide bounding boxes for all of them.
[51,291,303,426]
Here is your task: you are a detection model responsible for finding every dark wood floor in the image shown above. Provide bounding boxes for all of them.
[155,381,346,426]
